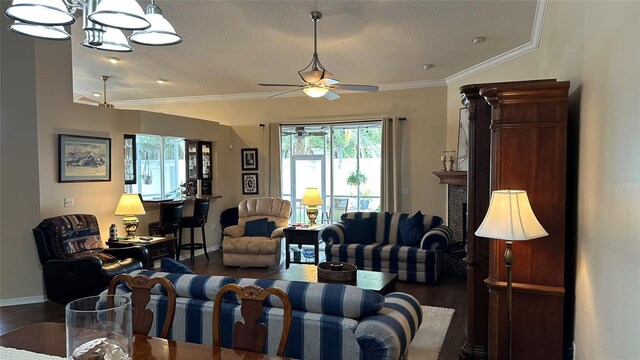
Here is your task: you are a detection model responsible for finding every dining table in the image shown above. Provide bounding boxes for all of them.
[0,322,291,359]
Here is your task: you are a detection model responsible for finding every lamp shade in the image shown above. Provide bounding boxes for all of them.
[8,20,70,40]
[87,27,133,52]
[303,86,329,98]
[88,0,150,30]
[129,4,182,46]
[475,190,548,241]
[4,0,75,26]
[114,193,146,216]
[301,188,323,206]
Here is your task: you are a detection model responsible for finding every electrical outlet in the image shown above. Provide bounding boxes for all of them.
[401,187,409,195]
[64,198,74,208]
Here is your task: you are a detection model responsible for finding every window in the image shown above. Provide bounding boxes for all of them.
[281,121,382,224]
[125,134,185,200]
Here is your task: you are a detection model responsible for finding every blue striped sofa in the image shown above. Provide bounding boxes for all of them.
[108,269,423,360]
[320,212,453,284]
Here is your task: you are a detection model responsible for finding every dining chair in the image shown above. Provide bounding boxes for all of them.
[212,283,292,356]
[148,201,184,238]
[178,197,211,262]
[107,274,177,339]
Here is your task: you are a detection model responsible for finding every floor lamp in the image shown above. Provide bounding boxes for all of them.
[474,190,548,360]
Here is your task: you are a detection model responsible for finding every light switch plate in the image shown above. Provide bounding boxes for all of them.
[64,198,74,207]
[401,187,409,195]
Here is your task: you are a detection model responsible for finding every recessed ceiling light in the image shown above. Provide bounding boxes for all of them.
[106,56,121,64]
[93,92,101,97]
[156,79,168,84]
[472,36,487,44]
[423,64,434,70]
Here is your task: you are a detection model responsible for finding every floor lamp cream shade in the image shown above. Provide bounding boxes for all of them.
[114,193,146,238]
[474,189,547,360]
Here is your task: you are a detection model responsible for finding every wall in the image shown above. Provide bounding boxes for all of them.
[125,87,449,216]
[0,11,235,302]
[446,1,639,358]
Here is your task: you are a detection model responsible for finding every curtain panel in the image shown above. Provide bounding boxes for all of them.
[381,117,402,212]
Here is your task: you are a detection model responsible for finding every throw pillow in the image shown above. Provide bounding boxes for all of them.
[400,211,424,247]
[267,221,276,235]
[161,258,194,274]
[244,218,269,236]
[344,217,374,244]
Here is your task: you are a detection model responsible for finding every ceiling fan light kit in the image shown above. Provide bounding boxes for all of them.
[259,11,379,100]
[3,0,181,52]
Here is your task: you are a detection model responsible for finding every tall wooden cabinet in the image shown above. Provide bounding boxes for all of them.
[460,80,570,360]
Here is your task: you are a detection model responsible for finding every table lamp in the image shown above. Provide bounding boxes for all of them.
[474,190,548,360]
[301,187,323,226]
[114,193,146,238]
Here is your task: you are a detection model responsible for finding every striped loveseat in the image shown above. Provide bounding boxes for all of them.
[321,212,453,284]
[108,269,423,360]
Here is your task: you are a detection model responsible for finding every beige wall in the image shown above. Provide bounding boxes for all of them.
[0,13,235,302]
[446,1,639,358]
[126,87,449,216]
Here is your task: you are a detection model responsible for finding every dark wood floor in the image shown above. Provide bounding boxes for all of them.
[0,250,467,359]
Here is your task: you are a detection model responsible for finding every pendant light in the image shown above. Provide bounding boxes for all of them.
[129,1,182,46]
[88,0,150,30]
[303,86,329,98]
[4,0,75,26]
[84,26,133,52]
[8,20,70,40]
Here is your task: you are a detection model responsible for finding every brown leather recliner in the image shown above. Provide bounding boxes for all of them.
[222,198,291,267]
[32,214,148,304]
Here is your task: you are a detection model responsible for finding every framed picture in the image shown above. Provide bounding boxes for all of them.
[456,107,469,171]
[242,173,259,195]
[123,134,136,185]
[241,148,258,171]
[58,134,111,182]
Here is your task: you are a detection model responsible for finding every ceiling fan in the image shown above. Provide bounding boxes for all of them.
[282,126,328,137]
[259,11,378,101]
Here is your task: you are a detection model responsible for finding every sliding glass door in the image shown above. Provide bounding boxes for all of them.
[281,121,382,224]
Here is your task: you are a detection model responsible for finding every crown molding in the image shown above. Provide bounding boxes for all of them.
[445,0,547,85]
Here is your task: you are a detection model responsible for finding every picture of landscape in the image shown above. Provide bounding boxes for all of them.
[59,134,111,182]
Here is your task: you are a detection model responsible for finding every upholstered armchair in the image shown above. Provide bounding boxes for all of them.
[32,214,148,304]
[222,198,291,267]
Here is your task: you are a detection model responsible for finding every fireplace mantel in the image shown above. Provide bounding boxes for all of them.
[432,171,467,186]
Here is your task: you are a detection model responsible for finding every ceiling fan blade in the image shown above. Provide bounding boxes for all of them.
[319,77,340,86]
[268,88,302,98]
[332,84,379,92]
[323,90,340,101]
[259,83,304,87]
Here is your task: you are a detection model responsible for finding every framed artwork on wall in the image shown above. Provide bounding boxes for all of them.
[456,107,469,171]
[242,173,259,195]
[59,134,111,182]
[124,134,136,185]
[241,148,258,171]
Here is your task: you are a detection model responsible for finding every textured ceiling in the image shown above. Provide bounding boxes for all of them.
[70,0,538,103]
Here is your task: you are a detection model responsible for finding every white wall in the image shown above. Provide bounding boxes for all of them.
[446,1,640,358]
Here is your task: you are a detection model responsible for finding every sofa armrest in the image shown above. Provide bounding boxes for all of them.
[355,292,423,360]
[271,227,285,238]
[320,223,345,245]
[103,246,149,263]
[223,225,245,238]
[420,225,453,251]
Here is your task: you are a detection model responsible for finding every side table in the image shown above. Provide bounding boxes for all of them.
[107,237,177,269]
[283,225,325,269]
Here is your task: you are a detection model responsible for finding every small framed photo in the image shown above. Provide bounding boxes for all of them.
[59,134,111,183]
[241,148,258,171]
[242,173,259,195]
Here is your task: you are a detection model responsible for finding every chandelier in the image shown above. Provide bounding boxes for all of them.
[4,0,182,52]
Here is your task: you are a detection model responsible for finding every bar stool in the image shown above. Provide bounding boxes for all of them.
[148,201,184,238]
[179,197,210,262]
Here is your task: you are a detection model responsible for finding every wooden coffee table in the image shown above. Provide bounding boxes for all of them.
[270,264,397,295]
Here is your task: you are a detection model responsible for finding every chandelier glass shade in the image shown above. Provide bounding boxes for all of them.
[3,0,181,52]
[8,20,71,40]
[129,3,182,46]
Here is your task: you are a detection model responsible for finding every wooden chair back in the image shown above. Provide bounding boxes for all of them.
[212,283,292,356]
[107,274,177,339]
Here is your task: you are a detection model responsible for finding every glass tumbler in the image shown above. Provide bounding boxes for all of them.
[65,295,132,360]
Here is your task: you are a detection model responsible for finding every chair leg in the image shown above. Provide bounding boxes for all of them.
[190,227,195,263]
[201,224,209,261]
[177,227,183,260]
